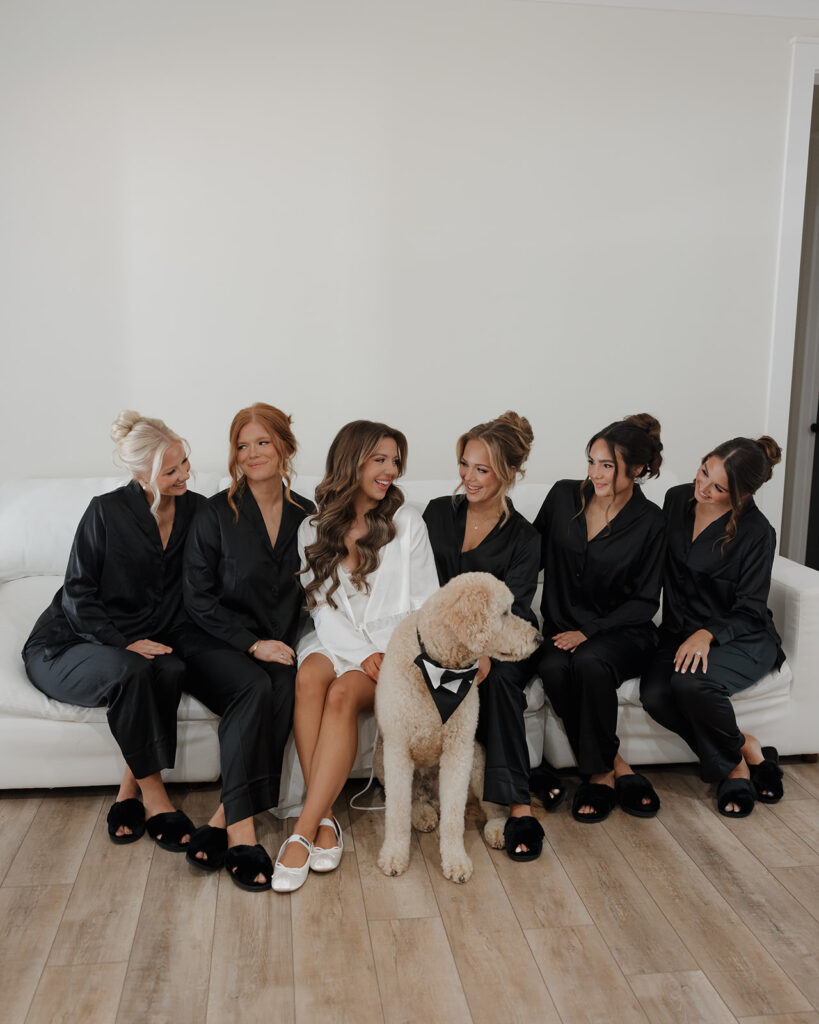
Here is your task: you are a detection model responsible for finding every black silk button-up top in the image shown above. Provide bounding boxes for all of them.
[423,494,540,627]
[183,483,315,653]
[25,480,206,659]
[661,483,782,660]
[534,479,665,640]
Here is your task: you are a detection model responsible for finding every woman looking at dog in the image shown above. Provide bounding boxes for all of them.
[272,420,439,893]
[640,436,785,818]
[423,411,549,861]
[23,411,202,852]
[533,414,665,823]
[180,402,315,892]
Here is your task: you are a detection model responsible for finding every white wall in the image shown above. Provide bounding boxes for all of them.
[2,0,818,508]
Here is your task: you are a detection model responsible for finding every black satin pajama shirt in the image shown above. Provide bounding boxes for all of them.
[423,494,540,806]
[640,483,784,781]
[533,480,665,775]
[179,483,315,823]
[23,481,206,778]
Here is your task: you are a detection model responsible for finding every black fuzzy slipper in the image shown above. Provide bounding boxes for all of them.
[529,762,568,813]
[614,773,660,819]
[716,777,756,818]
[225,844,273,892]
[503,815,545,862]
[145,810,195,852]
[186,825,228,872]
[572,782,616,823]
[106,798,146,845]
[749,746,784,804]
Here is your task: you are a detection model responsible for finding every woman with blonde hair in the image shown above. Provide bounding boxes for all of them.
[24,411,202,851]
[640,436,785,817]
[272,420,439,893]
[181,402,315,891]
[423,411,549,861]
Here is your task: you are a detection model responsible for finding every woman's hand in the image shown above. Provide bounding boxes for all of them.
[552,630,587,653]
[674,629,714,674]
[475,656,491,685]
[250,640,295,665]
[361,652,384,682]
[126,639,173,660]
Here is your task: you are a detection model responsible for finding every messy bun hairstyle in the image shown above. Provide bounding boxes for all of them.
[578,413,663,525]
[455,411,534,523]
[110,410,188,519]
[227,402,301,521]
[302,420,408,610]
[702,435,782,548]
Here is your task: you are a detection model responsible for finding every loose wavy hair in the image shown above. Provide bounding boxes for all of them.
[302,420,408,610]
[226,402,301,521]
[701,435,781,550]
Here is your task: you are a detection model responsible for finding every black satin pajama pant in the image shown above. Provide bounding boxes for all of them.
[639,634,779,782]
[179,642,294,826]
[477,659,532,806]
[25,639,184,779]
[535,631,651,776]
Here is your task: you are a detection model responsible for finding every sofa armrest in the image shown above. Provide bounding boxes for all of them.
[769,555,819,701]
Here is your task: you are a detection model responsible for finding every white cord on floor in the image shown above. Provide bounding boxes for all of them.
[349,726,385,811]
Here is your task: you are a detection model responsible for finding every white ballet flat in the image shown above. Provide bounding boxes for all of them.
[309,816,343,873]
[272,833,312,893]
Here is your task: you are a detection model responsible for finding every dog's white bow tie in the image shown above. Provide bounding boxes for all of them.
[418,658,481,693]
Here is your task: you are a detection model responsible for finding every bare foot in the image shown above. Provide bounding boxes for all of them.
[723,756,751,814]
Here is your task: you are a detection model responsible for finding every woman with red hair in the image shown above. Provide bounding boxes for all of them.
[180,402,315,891]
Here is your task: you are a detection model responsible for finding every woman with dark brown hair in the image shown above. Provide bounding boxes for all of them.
[533,414,666,824]
[423,411,548,860]
[272,420,439,893]
[640,436,785,818]
[180,402,315,891]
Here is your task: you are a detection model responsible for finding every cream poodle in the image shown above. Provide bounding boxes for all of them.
[375,572,541,883]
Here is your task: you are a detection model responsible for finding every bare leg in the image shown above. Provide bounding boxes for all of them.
[279,670,376,869]
[293,653,336,786]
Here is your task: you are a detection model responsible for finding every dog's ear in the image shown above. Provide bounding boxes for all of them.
[453,582,494,653]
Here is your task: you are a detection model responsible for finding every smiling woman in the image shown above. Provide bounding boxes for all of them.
[640,436,786,820]
[532,413,665,825]
[23,410,204,853]
[271,420,440,893]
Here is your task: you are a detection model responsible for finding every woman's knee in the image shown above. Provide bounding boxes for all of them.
[295,662,334,705]
[323,673,371,718]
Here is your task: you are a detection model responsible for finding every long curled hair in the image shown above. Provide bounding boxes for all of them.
[302,420,408,610]
[110,410,189,519]
[455,411,534,524]
[226,402,301,521]
[701,435,781,550]
[578,413,663,524]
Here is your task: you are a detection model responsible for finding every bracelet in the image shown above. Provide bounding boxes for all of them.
[249,640,261,655]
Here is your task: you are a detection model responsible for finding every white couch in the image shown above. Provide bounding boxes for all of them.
[1,475,816,811]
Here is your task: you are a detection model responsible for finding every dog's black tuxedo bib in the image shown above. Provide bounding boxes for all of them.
[414,630,480,723]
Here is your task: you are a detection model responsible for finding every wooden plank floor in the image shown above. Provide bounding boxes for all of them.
[3,761,819,1024]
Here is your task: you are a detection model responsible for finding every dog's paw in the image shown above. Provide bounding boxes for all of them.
[441,851,473,884]
[378,845,410,877]
[483,817,506,849]
[411,801,439,833]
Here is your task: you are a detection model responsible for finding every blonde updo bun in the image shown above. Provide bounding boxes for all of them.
[110,410,188,518]
[455,410,535,521]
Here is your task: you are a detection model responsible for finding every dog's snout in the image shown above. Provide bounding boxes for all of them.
[534,632,544,646]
